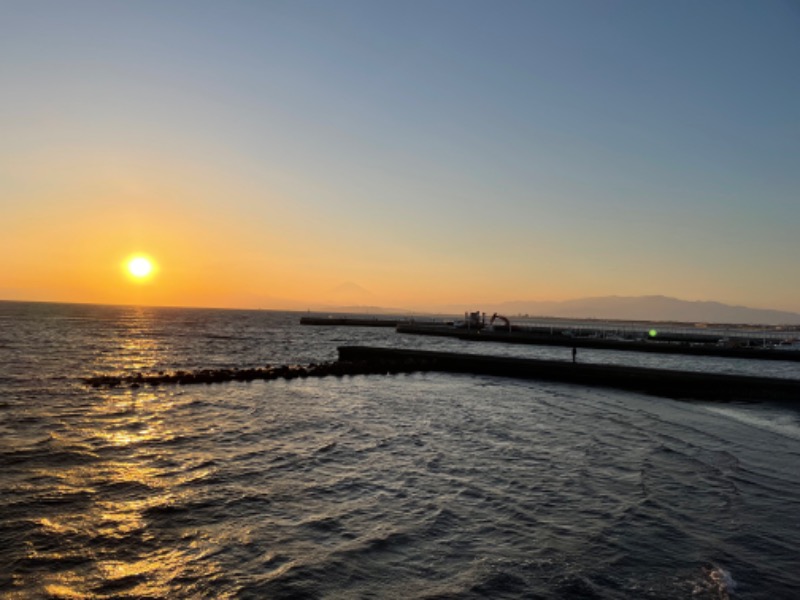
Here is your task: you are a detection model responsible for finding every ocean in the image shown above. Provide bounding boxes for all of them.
[1,301,799,599]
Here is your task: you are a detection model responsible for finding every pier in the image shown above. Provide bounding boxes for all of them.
[337,346,800,402]
[396,324,800,362]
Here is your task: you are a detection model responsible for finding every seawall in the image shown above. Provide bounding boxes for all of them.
[337,346,800,402]
[396,324,800,362]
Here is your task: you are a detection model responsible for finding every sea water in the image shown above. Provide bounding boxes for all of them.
[1,301,799,599]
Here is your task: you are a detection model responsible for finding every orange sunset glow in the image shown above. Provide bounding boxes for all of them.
[0,1,798,318]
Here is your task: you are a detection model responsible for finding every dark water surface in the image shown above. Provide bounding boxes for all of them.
[1,302,799,599]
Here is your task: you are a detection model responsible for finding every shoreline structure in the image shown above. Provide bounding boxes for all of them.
[301,314,800,362]
[395,323,800,362]
[84,346,800,403]
[337,347,800,402]
[81,313,799,401]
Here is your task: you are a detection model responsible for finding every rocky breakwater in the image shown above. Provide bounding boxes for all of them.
[82,358,435,389]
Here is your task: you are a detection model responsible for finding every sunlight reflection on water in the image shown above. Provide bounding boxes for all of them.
[3,305,800,599]
[18,384,232,600]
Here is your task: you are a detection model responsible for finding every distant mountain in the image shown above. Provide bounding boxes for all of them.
[310,305,416,315]
[486,295,800,325]
[325,282,376,307]
[288,294,800,325]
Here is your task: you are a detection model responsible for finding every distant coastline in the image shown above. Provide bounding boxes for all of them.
[3,294,800,326]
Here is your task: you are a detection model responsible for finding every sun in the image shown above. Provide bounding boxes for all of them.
[126,256,155,280]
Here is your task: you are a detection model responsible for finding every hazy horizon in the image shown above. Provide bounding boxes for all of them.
[2,2,799,313]
[3,292,800,328]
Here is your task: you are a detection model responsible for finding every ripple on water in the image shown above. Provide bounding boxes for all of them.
[2,306,800,599]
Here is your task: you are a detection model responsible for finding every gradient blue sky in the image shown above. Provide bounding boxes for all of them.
[2,1,799,311]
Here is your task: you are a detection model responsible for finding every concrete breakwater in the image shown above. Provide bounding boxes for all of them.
[339,346,800,402]
[396,324,800,362]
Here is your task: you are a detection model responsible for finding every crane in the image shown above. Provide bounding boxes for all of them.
[489,313,511,332]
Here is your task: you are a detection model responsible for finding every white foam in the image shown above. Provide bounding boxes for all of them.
[694,565,737,598]
[704,405,800,441]
[708,566,736,598]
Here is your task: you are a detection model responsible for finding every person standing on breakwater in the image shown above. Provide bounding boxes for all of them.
[572,347,577,363]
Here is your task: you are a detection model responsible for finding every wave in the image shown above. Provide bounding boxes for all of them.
[703,405,800,441]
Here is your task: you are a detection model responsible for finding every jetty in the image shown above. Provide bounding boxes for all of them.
[338,346,800,402]
[83,346,800,402]
[396,324,800,362]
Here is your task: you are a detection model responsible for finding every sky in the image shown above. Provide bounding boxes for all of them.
[1,0,799,313]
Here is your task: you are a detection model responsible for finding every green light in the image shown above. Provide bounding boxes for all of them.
[649,329,658,338]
